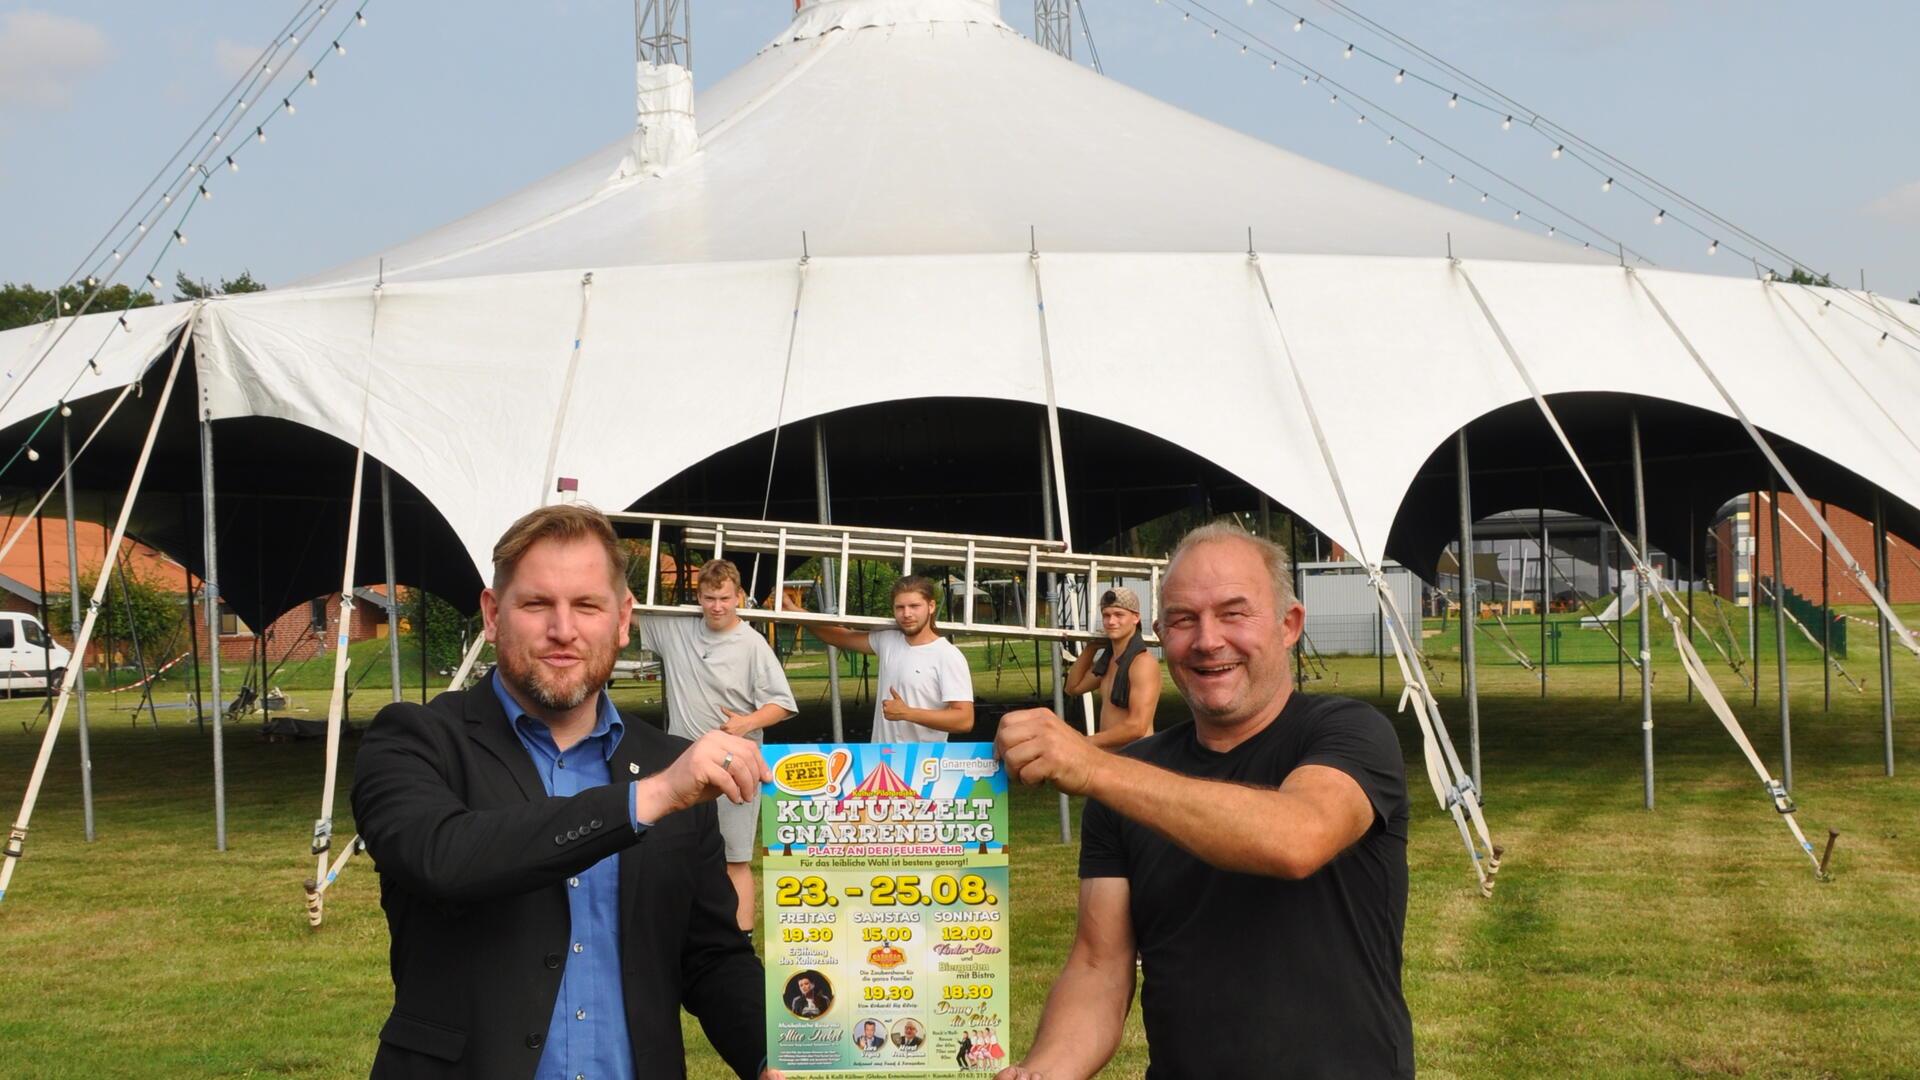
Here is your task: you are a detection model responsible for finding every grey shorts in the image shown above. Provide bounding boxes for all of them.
[717,791,760,864]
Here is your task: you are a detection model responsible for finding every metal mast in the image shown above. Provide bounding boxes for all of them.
[1035,0,1072,59]
[636,0,691,68]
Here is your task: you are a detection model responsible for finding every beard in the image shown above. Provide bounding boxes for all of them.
[496,636,618,713]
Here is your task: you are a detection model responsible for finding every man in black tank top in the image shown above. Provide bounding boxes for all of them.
[993,524,1413,1080]
[1062,585,1161,749]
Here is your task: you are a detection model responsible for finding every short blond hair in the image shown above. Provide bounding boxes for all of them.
[490,503,630,592]
[1164,520,1298,612]
[697,558,743,594]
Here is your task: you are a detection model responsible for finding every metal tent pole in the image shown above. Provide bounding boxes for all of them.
[381,465,403,704]
[1874,493,1894,776]
[184,561,201,732]
[1041,421,1070,844]
[1457,431,1479,791]
[1749,493,1760,709]
[1631,411,1654,809]
[1770,480,1791,792]
[1288,514,1302,684]
[814,420,844,742]
[60,417,95,841]
[200,411,227,852]
[1821,500,1831,713]
[1538,495,1548,699]
[1686,500,1695,704]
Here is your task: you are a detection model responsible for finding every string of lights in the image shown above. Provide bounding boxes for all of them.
[33,0,331,325]
[1257,0,1920,350]
[1164,0,1643,261]
[0,2,381,478]
[1153,0,1920,356]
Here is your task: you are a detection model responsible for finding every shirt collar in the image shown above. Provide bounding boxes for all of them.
[491,667,623,761]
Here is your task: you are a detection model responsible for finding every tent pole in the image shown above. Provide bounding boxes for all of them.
[1821,500,1831,713]
[1631,410,1654,810]
[1686,495,1695,704]
[1041,420,1070,845]
[1749,493,1760,710]
[381,465,402,704]
[1538,488,1547,700]
[1874,493,1894,776]
[1770,480,1791,792]
[1457,430,1479,792]
[184,559,201,730]
[1289,514,1302,684]
[200,411,226,852]
[814,419,844,742]
[60,418,96,841]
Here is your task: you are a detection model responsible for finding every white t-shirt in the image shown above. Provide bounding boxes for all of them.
[867,628,973,744]
[640,615,797,743]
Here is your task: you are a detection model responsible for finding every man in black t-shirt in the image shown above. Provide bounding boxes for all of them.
[993,523,1413,1080]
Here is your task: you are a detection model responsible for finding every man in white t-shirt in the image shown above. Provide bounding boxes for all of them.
[639,558,797,932]
[809,575,973,743]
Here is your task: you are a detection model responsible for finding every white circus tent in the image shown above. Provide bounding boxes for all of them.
[1,0,1912,903]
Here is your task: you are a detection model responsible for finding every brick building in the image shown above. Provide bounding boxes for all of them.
[1714,495,1920,605]
[1,516,395,666]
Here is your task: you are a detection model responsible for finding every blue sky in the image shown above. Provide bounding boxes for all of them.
[3,1,1917,298]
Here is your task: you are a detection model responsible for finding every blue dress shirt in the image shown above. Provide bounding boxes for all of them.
[495,671,640,1080]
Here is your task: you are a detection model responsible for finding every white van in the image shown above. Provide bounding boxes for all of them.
[0,612,73,693]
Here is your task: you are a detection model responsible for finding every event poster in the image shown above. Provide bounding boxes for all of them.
[761,743,1011,1076]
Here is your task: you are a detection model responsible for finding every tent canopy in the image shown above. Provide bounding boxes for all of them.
[1,0,1917,626]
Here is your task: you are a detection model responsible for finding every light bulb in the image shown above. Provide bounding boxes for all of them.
[227,156,238,172]
[200,185,212,200]
[1416,154,1424,165]
[1395,69,1405,83]
[290,34,299,45]
[175,229,187,244]
[1357,114,1366,124]
[1513,210,1521,221]
[1551,145,1563,159]
[1344,43,1354,58]
[1294,17,1304,31]
[1447,174,1456,184]
[212,132,222,144]
[1385,134,1395,145]
[1300,74,1309,85]
[306,69,317,86]
[333,40,345,56]
[1501,115,1512,130]
[356,10,367,26]
[1270,60,1277,70]
[147,274,162,289]
[163,193,173,206]
[1601,177,1612,192]
[26,448,38,462]
[1329,94,1338,104]
[256,126,266,143]
[1653,209,1665,225]
[1448,93,1458,107]
[111,250,122,261]
[138,223,148,234]
[60,404,71,417]
[1547,226,1556,237]
[86,276,96,287]
[1708,240,1719,255]
[1479,192,1488,203]
[284,98,295,114]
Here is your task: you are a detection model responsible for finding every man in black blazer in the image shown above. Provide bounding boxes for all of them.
[352,504,783,1080]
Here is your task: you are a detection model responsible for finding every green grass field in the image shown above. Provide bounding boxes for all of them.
[1,629,1917,1078]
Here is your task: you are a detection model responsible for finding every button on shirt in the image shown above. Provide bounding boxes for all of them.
[495,671,640,1080]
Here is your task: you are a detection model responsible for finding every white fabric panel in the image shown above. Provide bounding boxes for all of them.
[297,0,1589,286]
[623,62,698,177]
[1253,256,1531,558]
[1038,253,1363,553]
[1631,269,1920,510]
[0,304,191,428]
[778,0,1006,45]
[198,273,587,572]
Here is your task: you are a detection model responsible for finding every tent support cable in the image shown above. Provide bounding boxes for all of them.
[1250,250,1499,895]
[1454,263,1824,874]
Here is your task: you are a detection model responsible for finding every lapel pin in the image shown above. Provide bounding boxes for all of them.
[629,763,641,775]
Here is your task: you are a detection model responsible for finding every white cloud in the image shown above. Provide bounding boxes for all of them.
[212,37,260,80]
[1865,181,1920,228]
[0,9,111,109]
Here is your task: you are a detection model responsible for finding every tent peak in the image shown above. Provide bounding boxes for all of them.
[776,0,1008,46]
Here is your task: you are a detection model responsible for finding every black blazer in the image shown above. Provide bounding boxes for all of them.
[350,681,764,1080]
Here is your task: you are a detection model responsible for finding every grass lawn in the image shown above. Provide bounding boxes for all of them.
[1,639,1916,1078]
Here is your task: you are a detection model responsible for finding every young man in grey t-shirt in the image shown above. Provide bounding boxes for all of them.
[639,559,796,933]
[809,575,973,743]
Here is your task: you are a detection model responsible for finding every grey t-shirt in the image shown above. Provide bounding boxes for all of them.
[868,628,973,744]
[640,615,797,742]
